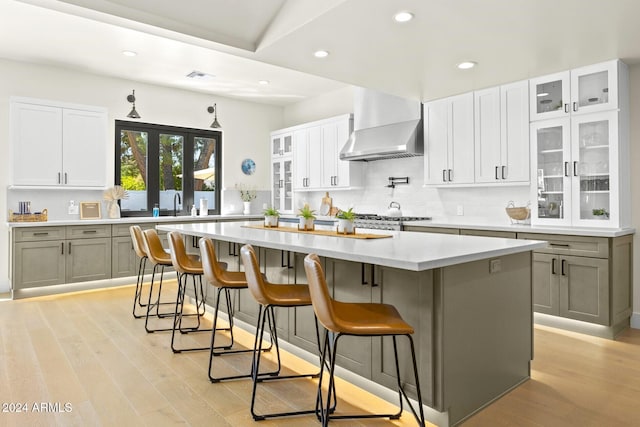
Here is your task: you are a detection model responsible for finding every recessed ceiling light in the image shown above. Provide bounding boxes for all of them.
[258,80,270,85]
[537,92,549,97]
[457,61,477,70]
[314,50,329,58]
[122,50,137,57]
[394,11,414,22]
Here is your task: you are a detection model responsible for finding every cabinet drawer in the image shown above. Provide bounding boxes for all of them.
[111,222,155,237]
[460,229,517,239]
[518,233,608,258]
[13,226,65,242]
[403,226,460,235]
[66,224,111,239]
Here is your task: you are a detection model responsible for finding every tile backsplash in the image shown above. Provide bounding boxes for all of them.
[298,157,531,222]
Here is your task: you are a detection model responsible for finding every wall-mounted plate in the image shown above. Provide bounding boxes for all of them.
[241,158,256,175]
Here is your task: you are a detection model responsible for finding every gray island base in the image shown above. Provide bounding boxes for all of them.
[157,221,546,427]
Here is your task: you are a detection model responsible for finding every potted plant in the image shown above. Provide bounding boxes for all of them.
[263,206,280,227]
[298,205,316,230]
[335,207,356,234]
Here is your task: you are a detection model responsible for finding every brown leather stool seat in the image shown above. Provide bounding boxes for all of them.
[240,244,326,421]
[200,237,268,383]
[304,253,425,427]
[166,231,213,353]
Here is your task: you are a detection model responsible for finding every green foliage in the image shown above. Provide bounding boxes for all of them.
[298,205,316,219]
[335,207,355,221]
[121,175,145,191]
[263,206,280,217]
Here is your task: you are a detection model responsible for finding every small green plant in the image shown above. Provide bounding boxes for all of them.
[298,205,316,219]
[335,207,355,221]
[592,208,610,218]
[263,206,280,217]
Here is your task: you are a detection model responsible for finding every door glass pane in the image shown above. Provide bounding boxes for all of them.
[159,134,183,212]
[536,126,564,219]
[284,135,292,154]
[578,71,609,108]
[578,120,610,220]
[536,79,563,114]
[284,159,292,211]
[194,136,217,212]
[120,130,148,213]
[273,161,281,208]
[273,137,281,155]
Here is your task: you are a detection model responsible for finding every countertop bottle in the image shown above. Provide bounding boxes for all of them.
[191,204,197,216]
[153,204,160,217]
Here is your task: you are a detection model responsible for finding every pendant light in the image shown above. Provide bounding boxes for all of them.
[207,103,221,128]
[126,90,140,119]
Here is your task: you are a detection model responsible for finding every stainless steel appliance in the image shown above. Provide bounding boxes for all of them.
[353,213,431,231]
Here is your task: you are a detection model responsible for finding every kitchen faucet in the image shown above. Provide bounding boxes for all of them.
[173,192,182,216]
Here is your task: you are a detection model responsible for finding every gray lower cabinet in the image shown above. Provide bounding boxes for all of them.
[14,239,65,289]
[66,237,111,283]
[520,232,632,333]
[12,224,112,289]
[288,252,319,355]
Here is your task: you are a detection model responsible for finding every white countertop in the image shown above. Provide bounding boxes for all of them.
[6,214,263,228]
[405,218,635,238]
[157,221,547,271]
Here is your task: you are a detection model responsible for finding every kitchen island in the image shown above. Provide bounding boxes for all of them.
[158,221,546,427]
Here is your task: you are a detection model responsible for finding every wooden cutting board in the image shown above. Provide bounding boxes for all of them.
[243,224,392,239]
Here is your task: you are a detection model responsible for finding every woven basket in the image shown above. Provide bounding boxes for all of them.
[505,202,530,221]
[9,208,48,222]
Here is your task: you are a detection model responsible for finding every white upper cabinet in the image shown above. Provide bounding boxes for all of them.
[424,93,475,185]
[530,60,621,121]
[474,80,529,184]
[271,132,293,157]
[271,131,294,212]
[288,113,359,192]
[11,99,107,188]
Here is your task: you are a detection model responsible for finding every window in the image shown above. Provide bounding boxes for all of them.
[115,120,221,216]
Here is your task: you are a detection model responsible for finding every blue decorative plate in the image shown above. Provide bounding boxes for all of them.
[241,158,256,175]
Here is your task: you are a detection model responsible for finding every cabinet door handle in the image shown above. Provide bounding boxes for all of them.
[551,258,557,275]
[561,259,567,276]
[371,265,378,287]
[564,103,570,113]
[495,166,499,180]
[573,102,578,112]
[61,242,64,255]
[82,230,97,234]
[33,232,49,236]
[573,161,578,176]
[564,162,570,177]
[287,251,292,269]
[279,179,283,188]
[442,170,447,182]
[502,166,506,180]
[64,172,68,184]
[58,172,61,184]
[549,243,570,248]
[68,242,71,254]
[361,263,368,285]
[448,169,453,182]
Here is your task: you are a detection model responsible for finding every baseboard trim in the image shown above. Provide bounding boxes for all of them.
[630,312,640,329]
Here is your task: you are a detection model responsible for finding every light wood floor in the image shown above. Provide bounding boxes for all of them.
[1,283,640,427]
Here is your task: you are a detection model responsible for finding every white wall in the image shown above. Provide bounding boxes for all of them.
[628,64,640,328]
[0,58,284,292]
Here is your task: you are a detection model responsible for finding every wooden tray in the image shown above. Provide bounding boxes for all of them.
[8,208,48,222]
[243,224,392,239]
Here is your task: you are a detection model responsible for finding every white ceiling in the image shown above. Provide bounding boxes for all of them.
[2,0,640,106]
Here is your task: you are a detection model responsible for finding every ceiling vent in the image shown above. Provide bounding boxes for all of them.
[186,70,215,79]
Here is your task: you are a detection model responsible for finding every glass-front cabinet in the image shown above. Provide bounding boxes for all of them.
[271,132,294,213]
[530,60,620,121]
[531,111,621,227]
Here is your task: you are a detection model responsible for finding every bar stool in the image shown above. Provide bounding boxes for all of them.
[303,253,426,427]
[141,228,189,333]
[199,237,273,383]
[167,230,213,353]
[129,225,149,319]
[240,244,326,421]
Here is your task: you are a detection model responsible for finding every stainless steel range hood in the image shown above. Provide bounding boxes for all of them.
[340,87,423,161]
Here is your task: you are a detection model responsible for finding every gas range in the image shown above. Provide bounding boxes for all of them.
[353,213,431,231]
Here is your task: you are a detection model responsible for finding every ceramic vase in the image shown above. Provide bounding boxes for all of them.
[264,215,279,227]
[243,201,251,215]
[337,219,354,234]
[107,200,121,219]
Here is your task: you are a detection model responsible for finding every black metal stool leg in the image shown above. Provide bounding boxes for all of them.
[132,256,147,318]
[250,305,320,421]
